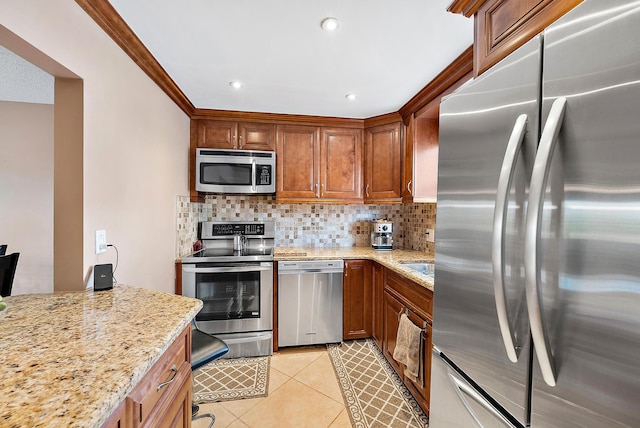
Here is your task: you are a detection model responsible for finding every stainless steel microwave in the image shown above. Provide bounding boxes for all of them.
[196,148,276,194]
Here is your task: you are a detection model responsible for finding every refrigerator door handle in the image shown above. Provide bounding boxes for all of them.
[492,113,528,363]
[525,96,567,387]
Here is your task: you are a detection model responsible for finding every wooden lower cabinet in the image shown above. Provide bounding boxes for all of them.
[101,399,131,428]
[380,269,433,416]
[102,325,192,428]
[382,290,404,375]
[371,262,384,348]
[343,259,372,340]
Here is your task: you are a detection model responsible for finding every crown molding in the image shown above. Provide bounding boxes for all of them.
[75,0,195,116]
[398,45,473,123]
[447,0,487,17]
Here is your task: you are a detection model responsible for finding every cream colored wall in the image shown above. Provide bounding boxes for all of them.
[0,1,190,293]
[0,101,54,295]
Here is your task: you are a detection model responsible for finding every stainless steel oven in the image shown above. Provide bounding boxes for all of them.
[181,221,274,358]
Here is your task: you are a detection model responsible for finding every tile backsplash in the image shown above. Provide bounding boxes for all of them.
[176,195,436,258]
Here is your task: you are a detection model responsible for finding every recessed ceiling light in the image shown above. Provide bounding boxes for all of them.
[345,93,357,101]
[321,17,340,32]
[229,81,243,89]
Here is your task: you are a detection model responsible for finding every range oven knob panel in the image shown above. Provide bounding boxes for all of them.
[211,223,265,236]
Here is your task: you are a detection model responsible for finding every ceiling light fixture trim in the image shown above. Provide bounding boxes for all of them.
[229,81,243,89]
[345,93,357,101]
[321,17,340,32]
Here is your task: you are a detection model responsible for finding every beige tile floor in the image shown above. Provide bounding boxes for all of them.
[193,346,352,428]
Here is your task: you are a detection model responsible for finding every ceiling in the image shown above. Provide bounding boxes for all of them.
[108,0,473,119]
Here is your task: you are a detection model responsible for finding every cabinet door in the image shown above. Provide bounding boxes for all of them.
[474,0,582,76]
[401,117,415,202]
[371,262,384,348]
[403,308,431,415]
[238,122,276,151]
[276,125,321,200]
[151,371,191,428]
[320,128,363,200]
[365,123,402,202]
[343,259,372,340]
[382,290,404,374]
[413,117,439,202]
[197,120,237,149]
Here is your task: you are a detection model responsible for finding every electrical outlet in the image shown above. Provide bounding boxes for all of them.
[425,229,435,243]
[96,230,107,254]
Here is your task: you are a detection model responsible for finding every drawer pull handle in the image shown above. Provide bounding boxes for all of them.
[157,364,178,392]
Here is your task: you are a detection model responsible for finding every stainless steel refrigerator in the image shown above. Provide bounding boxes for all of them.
[430,0,640,427]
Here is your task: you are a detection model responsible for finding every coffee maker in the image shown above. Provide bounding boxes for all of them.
[371,219,393,250]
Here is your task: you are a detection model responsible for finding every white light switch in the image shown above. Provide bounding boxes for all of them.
[425,229,435,243]
[96,230,107,254]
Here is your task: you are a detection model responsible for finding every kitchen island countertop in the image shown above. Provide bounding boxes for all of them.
[275,247,435,291]
[0,284,202,427]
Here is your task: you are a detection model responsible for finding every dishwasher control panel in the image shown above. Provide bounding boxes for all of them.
[278,260,344,273]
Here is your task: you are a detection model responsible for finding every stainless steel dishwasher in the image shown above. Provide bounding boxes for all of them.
[277,260,343,347]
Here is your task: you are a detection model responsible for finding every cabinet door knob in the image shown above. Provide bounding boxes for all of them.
[407,180,412,193]
[366,184,370,197]
[315,183,320,197]
[239,135,243,148]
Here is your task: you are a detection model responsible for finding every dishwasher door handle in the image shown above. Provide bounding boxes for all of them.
[279,269,343,275]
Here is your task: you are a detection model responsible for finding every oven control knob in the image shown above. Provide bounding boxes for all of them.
[382,225,388,231]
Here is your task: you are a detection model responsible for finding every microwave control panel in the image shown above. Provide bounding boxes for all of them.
[256,164,272,185]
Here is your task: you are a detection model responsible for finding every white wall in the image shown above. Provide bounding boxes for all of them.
[0,1,190,294]
[0,101,54,295]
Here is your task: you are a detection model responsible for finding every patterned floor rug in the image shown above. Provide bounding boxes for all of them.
[328,339,429,428]
[193,356,270,403]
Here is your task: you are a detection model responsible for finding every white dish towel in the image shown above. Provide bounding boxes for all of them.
[393,313,423,384]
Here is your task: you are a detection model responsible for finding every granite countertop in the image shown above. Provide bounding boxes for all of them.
[274,247,435,291]
[0,285,202,427]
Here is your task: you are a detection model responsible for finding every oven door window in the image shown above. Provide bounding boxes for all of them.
[200,163,252,186]
[195,271,260,320]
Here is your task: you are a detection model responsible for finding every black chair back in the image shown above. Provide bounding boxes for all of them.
[0,253,20,297]
[0,245,6,256]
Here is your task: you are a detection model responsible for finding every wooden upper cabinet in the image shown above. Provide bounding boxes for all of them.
[364,122,402,203]
[276,125,363,203]
[276,124,320,200]
[198,120,236,149]
[401,118,415,202]
[197,120,275,150]
[320,128,363,200]
[238,122,276,150]
[414,117,439,201]
[448,0,583,76]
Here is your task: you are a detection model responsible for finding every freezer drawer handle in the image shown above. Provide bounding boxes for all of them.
[525,96,567,387]
[492,113,528,363]
[449,372,518,428]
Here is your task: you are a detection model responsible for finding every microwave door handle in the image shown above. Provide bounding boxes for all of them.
[182,266,272,274]
[251,160,257,192]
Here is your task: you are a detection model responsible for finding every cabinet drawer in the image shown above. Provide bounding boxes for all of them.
[384,270,433,321]
[129,326,190,426]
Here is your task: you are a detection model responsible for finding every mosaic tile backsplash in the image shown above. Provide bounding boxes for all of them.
[176,195,436,258]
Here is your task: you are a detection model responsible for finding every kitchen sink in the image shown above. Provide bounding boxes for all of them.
[400,261,434,276]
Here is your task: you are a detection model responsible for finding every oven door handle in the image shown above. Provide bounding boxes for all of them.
[182,266,272,274]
